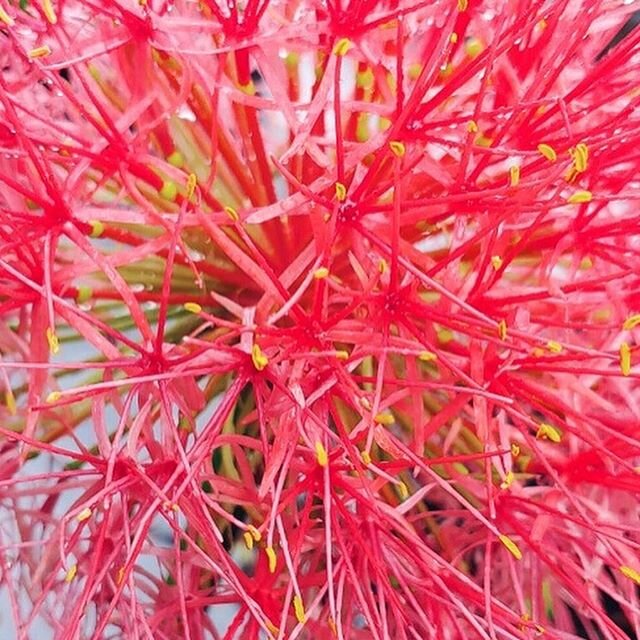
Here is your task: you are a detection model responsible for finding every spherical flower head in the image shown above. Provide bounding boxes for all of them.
[0,1,639,638]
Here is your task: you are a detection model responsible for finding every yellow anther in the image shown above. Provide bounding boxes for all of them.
[46,327,59,355]
[29,45,52,59]
[389,140,405,157]
[361,451,372,465]
[116,566,125,585]
[620,565,640,585]
[580,257,593,270]
[76,286,92,305]
[538,143,558,162]
[378,259,388,274]
[532,347,545,357]
[623,314,640,331]
[476,134,493,147]
[571,143,588,173]
[537,18,548,30]
[498,319,507,340]
[315,441,328,467]
[356,68,374,89]
[537,144,557,162]
[46,391,61,403]
[251,344,269,371]
[65,564,78,583]
[450,33,459,44]
[186,173,197,199]
[248,524,261,542]
[335,182,347,202]
[509,165,520,187]
[464,37,483,58]
[374,412,394,426]
[620,342,631,376]
[500,471,514,489]
[407,63,422,80]
[328,616,338,636]
[334,350,349,360]
[466,120,478,133]
[314,267,329,279]
[511,443,521,457]
[239,81,256,96]
[0,7,14,25]
[397,481,409,499]
[243,531,254,550]
[43,0,57,24]
[167,150,184,168]
[224,205,239,222]
[89,220,104,238]
[360,397,372,410]
[333,38,352,57]
[293,594,306,624]
[546,340,562,354]
[498,534,523,560]
[418,350,437,362]
[265,546,277,573]
[76,508,92,522]
[265,620,279,637]
[491,255,503,270]
[457,0,468,11]
[159,180,178,202]
[183,302,202,314]
[566,190,592,204]
[536,423,561,443]
[5,390,16,416]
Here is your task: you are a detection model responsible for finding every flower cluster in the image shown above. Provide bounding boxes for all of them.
[0,0,639,638]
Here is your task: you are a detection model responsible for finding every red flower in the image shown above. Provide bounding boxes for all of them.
[0,0,639,638]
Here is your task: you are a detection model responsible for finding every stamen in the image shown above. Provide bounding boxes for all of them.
[248,525,261,542]
[29,45,52,59]
[251,344,269,371]
[293,594,306,624]
[46,327,59,355]
[266,546,277,573]
[620,342,631,376]
[89,220,104,238]
[186,173,197,200]
[313,267,329,279]
[389,141,405,157]
[498,319,507,340]
[623,314,640,331]
[374,412,394,425]
[509,165,520,187]
[498,534,523,560]
[620,565,640,585]
[184,302,202,314]
[566,190,592,204]
[546,341,562,353]
[46,391,61,403]
[537,144,557,162]
[536,423,561,443]
[315,441,328,466]
[333,38,352,57]
[491,255,503,270]
[0,7,14,25]
[418,350,437,362]
[335,182,347,202]
[159,180,178,202]
[224,206,239,222]
[43,0,57,24]
[76,508,92,522]
[243,532,254,550]
[65,564,78,583]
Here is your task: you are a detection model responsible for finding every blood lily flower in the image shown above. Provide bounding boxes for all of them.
[0,0,639,639]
